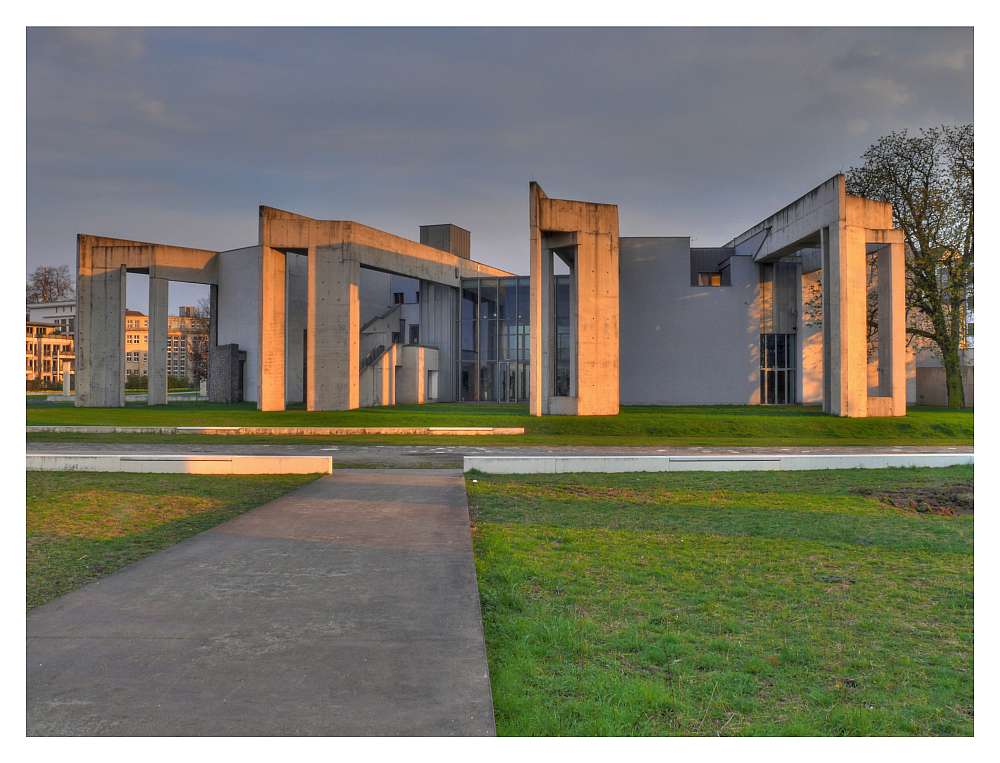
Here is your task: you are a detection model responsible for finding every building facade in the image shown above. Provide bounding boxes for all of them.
[73,176,915,417]
[26,322,74,387]
[123,308,209,384]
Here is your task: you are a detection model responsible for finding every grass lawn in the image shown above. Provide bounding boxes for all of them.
[27,471,320,609]
[468,466,973,735]
[26,400,973,447]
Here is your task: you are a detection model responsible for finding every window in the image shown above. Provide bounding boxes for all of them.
[393,292,405,305]
[760,333,796,404]
[697,272,722,287]
[391,332,401,345]
[408,324,420,345]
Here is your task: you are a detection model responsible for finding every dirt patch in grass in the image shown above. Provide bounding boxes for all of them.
[856,483,974,516]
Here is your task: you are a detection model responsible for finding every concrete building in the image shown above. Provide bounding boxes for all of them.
[74,175,913,417]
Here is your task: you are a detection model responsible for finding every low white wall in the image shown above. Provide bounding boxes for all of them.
[464,453,973,474]
[27,454,332,475]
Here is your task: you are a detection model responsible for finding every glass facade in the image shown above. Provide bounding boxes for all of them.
[458,276,532,402]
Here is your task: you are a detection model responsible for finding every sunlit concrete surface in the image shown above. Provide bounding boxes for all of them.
[26,453,333,474]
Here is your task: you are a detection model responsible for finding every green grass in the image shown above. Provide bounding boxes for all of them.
[27,471,320,609]
[468,466,973,735]
[26,400,973,447]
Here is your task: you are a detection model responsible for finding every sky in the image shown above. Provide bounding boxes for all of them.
[27,27,973,312]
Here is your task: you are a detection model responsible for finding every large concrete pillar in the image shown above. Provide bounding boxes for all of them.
[826,223,869,416]
[147,276,169,406]
[307,244,360,410]
[258,246,286,411]
[75,236,126,407]
[877,240,907,416]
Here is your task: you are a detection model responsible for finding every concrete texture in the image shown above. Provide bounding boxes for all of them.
[27,469,495,736]
[464,452,974,474]
[147,276,169,406]
[26,453,332,474]
[257,207,510,413]
[619,237,761,405]
[216,247,262,403]
[27,425,524,436]
[75,235,219,408]
[529,182,620,416]
[725,176,907,417]
[27,441,973,470]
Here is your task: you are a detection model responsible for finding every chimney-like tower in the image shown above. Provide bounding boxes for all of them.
[419,224,470,260]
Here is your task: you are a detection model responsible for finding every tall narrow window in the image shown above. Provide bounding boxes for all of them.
[759,332,796,404]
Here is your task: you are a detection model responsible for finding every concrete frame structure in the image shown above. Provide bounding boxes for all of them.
[726,175,906,417]
[529,182,620,416]
[75,235,218,408]
[74,175,907,418]
[257,207,508,412]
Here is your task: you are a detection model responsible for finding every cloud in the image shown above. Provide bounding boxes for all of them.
[26,27,973,276]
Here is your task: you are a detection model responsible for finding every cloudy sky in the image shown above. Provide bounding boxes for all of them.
[27,27,973,310]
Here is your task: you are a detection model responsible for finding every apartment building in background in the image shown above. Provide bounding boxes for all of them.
[26,301,209,389]
[124,308,209,384]
[26,321,74,387]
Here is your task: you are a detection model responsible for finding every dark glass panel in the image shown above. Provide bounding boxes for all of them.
[461,283,478,321]
[460,319,476,353]
[498,279,517,320]
[516,278,530,322]
[479,279,498,320]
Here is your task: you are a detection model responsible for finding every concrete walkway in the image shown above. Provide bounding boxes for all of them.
[27,469,495,736]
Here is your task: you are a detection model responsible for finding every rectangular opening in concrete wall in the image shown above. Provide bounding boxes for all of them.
[359,267,424,408]
[124,272,150,392]
[169,282,211,396]
[866,248,882,397]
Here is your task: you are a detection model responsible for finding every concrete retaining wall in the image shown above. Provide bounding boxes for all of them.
[27,425,524,436]
[464,452,973,474]
[27,453,333,474]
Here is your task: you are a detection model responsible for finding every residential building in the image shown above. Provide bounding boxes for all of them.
[26,322,74,387]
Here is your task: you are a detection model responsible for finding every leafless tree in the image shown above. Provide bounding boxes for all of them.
[186,298,212,383]
[26,265,74,304]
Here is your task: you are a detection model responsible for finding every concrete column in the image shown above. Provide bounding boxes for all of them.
[62,361,72,396]
[877,240,907,415]
[75,237,126,407]
[307,244,360,410]
[147,276,169,406]
[258,246,286,411]
[827,223,869,416]
[529,192,546,416]
[820,227,833,413]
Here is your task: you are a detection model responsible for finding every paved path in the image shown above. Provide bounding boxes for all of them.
[27,469,495,736]
[26,441,974,469]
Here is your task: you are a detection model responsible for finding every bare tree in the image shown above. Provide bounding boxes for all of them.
[26,265,74,304]
[846,124,973,407]
[185,298,212,384]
